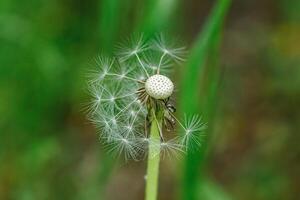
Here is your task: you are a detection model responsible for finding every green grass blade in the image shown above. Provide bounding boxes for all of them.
[96,0,123,196]
[179,0,231,200]
[99,0,123,53]
[198,177,233,200]
[137,0,179,37]
[180,0,231,114]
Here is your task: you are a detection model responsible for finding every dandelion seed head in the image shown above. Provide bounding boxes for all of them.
[86,34,205,160]
[145,74,174,99]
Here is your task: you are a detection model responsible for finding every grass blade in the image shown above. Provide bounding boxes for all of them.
[179,0,231,199]
[137,0,179,37]
[99,0,123,53]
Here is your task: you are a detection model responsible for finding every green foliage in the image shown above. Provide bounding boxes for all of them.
[1,0,300,200]
[99,0,130,53]
[137,0,179,37]
[179,0,231,199]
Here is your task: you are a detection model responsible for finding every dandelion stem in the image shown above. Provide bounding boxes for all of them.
[145,110,162,200]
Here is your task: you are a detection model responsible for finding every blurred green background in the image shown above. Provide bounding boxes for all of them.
[0,0,300,200]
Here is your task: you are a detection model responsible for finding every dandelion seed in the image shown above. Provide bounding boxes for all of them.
[109,96,115,102]
[130,110,136,116]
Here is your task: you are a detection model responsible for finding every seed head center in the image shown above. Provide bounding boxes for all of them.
[145,74,174,99]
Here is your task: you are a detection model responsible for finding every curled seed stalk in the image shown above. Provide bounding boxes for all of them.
[145,109,163,200]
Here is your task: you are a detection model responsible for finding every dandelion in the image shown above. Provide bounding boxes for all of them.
[86,34,206,200]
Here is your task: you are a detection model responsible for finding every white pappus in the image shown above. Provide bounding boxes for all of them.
[86,34,206,160]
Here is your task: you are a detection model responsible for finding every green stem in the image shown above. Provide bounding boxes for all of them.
[145,111,162,200]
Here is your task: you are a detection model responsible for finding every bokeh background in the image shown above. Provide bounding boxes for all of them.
[0,0,299,199]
